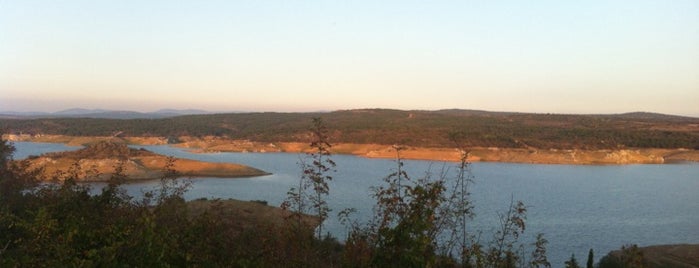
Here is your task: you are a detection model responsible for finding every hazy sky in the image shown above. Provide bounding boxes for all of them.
[1,1,698,115]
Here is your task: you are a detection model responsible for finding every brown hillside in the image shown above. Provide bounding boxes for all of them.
[605,244,699,268]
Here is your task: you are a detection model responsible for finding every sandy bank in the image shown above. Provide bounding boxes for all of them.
[169,136,699,164]
[6,134,699,165]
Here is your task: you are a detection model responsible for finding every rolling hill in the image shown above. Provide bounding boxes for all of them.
[1,109,698,150]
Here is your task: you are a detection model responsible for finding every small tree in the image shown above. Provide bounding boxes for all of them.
[282,117,335,240]
[307,117,335,239]
[587,248,594,268]
[368,145,447,267]
[619,244,645,268]
[530,233,551,268]
[0,138,17,258]
[448,149,477,264]
[565,253,581,268]
[0,137,14,174]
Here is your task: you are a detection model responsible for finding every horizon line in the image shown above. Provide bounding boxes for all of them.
[1,107,698,119]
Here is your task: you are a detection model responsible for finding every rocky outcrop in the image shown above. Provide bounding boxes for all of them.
[43,140,156,159]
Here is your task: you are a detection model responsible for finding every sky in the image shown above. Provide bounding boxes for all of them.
[1,1,698,116]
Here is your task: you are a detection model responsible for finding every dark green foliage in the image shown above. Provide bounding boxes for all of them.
[0,137,14,172]
[341,146,449,267]
[587,248,594,268]
[565,254,581,268]
[2,109,698,149]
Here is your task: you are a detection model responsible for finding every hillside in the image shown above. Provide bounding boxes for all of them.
[1,109,698,150]
[601,244,699,268]
[639,244,699,268]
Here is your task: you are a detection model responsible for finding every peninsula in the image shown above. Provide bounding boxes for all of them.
[18,141,269,182]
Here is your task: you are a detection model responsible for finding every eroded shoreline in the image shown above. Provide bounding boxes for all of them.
[6,134,699,165]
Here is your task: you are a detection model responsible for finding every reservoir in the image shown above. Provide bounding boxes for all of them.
[12,142,699,265]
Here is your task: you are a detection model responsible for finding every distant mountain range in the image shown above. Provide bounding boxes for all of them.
[0,108,213,119]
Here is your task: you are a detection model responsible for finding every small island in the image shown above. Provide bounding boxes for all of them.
[20,140,269,181]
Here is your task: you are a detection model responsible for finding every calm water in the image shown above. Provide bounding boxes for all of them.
[12,142,699,265]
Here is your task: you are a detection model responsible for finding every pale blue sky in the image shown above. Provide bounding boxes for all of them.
[1,1,698,115]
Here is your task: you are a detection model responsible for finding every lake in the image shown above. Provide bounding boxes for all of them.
[12,141,699,265]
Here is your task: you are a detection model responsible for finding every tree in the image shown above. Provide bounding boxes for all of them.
[0,138,16,201]
[282,117,335,240]
[368,145,446,267]
[307,117,335,239]
[565,254,581,268]
[530,233,551,268]
[587,248,594,268]
[0,138,16,258]
[618,244,645,268]
[447,149,477,263]
[0,137,42,216]
[483,197,529,268]
[0,137,14,173]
